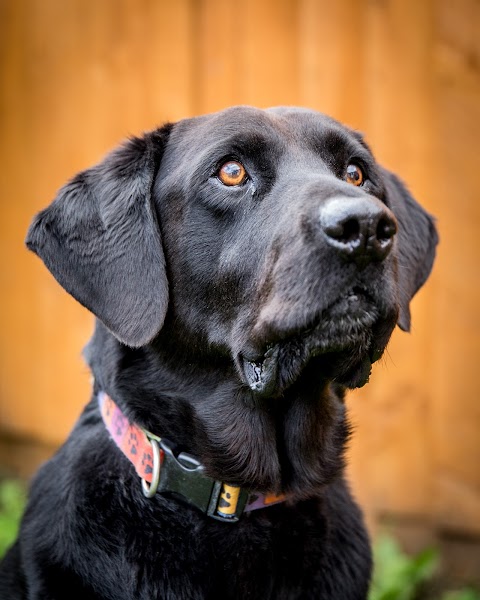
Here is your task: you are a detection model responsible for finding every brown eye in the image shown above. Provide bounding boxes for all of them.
[345,164,364,186]
[217,161,247,186]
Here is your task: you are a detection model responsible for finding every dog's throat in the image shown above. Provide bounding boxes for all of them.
[98,391,286,522]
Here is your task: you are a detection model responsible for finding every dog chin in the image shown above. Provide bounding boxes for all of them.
[240,293,396,398]
[241,334,374,399]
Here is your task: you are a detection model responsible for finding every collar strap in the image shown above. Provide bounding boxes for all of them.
[98,392,285,522]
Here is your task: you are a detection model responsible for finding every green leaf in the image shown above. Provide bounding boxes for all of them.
[369,534,438,600]
[0,479,26,558]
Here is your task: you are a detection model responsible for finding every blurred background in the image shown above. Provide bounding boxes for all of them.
[0,0,479,594]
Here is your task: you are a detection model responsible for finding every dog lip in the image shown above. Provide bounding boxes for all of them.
[240,287,387,396]
[240,346,281,398]
[326,352,373,388]
[241,335,375,397]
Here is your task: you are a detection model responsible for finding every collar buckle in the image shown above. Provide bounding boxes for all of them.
[99,391,285,521]
[150,437,248,522]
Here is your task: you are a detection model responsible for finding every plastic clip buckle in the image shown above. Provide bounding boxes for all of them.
[145,438,248,523]
[156,439,217,514]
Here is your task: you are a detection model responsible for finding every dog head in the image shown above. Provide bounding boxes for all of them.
[27,106,437,399]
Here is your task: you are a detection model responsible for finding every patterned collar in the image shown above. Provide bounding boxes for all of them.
[98,391,286,522]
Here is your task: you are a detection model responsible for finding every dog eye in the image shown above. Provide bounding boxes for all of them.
[217,161,248,186]
[345,164,364,186]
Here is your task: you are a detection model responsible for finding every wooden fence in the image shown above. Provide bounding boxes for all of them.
[1,0,479,584]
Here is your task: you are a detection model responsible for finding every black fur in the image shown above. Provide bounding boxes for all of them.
[0,106,437,599]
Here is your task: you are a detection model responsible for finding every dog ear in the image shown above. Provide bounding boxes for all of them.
[26,124,173,347]
[382,169,438,332]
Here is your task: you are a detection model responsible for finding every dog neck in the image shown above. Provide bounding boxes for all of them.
[86,321,350,500]
[98,391,286,521]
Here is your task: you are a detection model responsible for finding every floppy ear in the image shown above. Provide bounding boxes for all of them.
[382,169,438,331]
[26,124,173,347]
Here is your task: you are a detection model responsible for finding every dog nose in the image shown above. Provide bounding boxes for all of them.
[319,196,397,267]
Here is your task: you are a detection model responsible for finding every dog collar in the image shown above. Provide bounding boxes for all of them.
[98,392,286,522]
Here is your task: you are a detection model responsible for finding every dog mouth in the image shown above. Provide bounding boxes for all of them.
[240,288,395,398]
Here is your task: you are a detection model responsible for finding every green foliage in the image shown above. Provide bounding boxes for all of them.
[369,534,480,600]
[369,534,439,600]
[442,591,480,600]
[0,479,26,558]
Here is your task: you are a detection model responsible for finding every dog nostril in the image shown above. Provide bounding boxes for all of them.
[337,218,361,244]
[324,218,361,245]
[376,217,397,243]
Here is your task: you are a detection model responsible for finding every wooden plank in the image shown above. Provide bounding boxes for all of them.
[347,0,438,525]
[0,0,195,445]
[237,0,300,108]
[429,0,480,534]
[297,0,367,128]
[193,0,241,113]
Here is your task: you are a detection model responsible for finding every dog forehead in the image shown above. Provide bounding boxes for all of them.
[265,105,337,127]
[166,105,349,158]
[168,106,284,154]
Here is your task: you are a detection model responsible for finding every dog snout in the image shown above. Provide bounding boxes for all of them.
[319,195,397,267]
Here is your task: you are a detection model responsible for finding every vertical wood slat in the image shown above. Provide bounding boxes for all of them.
[196,0,300,111]
[1,0,479,542]
[297,0,367,127]
[347,0,438,525]
[430,0,480,535]
[0,0,195,445]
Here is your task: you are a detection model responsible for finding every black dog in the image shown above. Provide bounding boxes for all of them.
[0,106,437,599]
